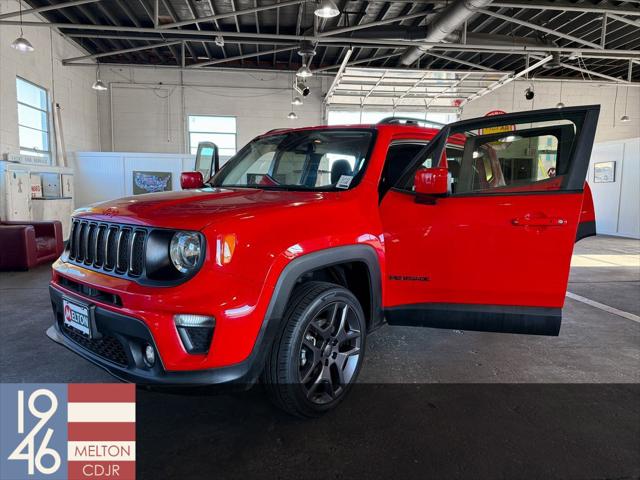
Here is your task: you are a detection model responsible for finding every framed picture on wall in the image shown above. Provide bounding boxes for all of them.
[133,171,172,194]
[594,161,616,183]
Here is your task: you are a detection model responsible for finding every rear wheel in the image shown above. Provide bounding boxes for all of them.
[263,281,366,417]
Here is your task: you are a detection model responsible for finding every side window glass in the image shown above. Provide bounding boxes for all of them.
[456,120,576,195]
[379,143,427,198]
[445,147,463,194]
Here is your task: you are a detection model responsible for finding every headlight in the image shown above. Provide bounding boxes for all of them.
[169,231,202,273]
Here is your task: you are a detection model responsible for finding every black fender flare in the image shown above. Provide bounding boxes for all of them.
[244,244,383,383]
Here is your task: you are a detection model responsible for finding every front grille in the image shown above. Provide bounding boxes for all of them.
[68,220,147,278]
[62,324,129,366]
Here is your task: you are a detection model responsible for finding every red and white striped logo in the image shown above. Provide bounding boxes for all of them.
[67,384,135,480]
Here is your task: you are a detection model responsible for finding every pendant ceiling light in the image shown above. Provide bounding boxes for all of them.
[296,64,313,78]
[620,84,630,122]
[10,3,34,53]
[92,66,108,91]
[296,41,316,78]
[287,111,298,120]
[556,81,565,108]
[292,97,303,106]
[314,0,340,18]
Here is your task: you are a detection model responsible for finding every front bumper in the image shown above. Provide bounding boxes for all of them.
[48,285,259,386]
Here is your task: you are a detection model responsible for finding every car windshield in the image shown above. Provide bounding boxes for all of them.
[210,129,374,191]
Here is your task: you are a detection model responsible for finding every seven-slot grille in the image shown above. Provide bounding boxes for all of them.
[68,219,146,277]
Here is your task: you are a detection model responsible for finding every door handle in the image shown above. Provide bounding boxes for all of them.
[512,215,568,226]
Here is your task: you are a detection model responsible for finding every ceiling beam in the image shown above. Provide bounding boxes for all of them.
[190,46,298,68]
[476,8,603,50]
[317,11,432,37]
[157,0,304,29]
[62,40,183,64]
[460,55,553,107]
[4,19,640,59]
[608,14,640,29]
[325,49,354,105]
[530,55,634,83]
[0,0,101,20]
[491,1,640,16]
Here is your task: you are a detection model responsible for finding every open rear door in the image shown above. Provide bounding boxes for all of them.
[379,105,600,336]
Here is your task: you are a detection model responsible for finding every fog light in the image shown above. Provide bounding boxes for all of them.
[143,344,156,367]
[174,314,215,354]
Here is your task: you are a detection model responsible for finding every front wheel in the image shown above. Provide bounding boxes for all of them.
[262,281,366,417]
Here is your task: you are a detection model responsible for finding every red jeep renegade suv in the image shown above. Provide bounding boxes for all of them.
[48,106,599,416]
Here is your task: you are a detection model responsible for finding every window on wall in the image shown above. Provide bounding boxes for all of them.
[16,77,51,162]
[187,115,236,156]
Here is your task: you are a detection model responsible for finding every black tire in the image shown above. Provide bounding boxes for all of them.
[262,281,366,418]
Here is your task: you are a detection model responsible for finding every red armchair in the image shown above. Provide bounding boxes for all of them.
[0,220,64,270]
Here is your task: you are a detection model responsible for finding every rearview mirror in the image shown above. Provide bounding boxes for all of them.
[195,142,220,180]
[180,171,204,190]
[414,167,448,198]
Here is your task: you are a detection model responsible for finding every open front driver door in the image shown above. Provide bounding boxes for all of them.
[380,105,600,335]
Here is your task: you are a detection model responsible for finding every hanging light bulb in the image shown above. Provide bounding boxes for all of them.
[11,35,34,52]
[556,81,564,108]
[92,66,108,91]
[287,111,298,120]
[620,84,630,122]
[296,64,313,78]
[314,0,340,18]
[92,79,108,91]
[291,96,303,106]
[10,4,33,53]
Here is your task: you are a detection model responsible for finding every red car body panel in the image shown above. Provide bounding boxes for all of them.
[48,107,599,380]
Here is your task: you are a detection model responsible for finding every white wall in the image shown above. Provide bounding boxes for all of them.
[97,67,326,154]
[589,138,640,239]
[0,0,100,160]
[73,152,196,207]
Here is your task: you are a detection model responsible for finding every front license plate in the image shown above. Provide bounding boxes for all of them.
[63,299,92,338]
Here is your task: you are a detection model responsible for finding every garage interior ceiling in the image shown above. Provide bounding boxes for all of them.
[4,0,639,84]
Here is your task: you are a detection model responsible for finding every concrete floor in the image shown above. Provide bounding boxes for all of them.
[1,235,639,478]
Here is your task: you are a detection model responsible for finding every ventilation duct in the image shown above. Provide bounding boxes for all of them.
[400,0,494,66]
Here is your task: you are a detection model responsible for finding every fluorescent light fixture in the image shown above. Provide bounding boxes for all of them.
[314,0,340,18]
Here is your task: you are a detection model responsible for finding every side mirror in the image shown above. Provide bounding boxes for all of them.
[195,142,219,180]
[180,171,204,190]
[414,167,448,198]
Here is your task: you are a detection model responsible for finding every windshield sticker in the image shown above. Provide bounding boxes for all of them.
[336,175,354,189]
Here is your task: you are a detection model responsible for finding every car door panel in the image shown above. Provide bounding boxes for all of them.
[380,105,600,336]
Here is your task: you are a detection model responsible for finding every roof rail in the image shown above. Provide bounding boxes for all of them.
[377,116,446,129]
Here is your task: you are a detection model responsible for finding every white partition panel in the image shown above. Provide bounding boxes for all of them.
[73,152,196,208]
[587,137,640,239]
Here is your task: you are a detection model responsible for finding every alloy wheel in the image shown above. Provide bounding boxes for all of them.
[298,301,363,404]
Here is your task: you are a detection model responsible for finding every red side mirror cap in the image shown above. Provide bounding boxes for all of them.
[414,167,448,196]
[180,171,204,190]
